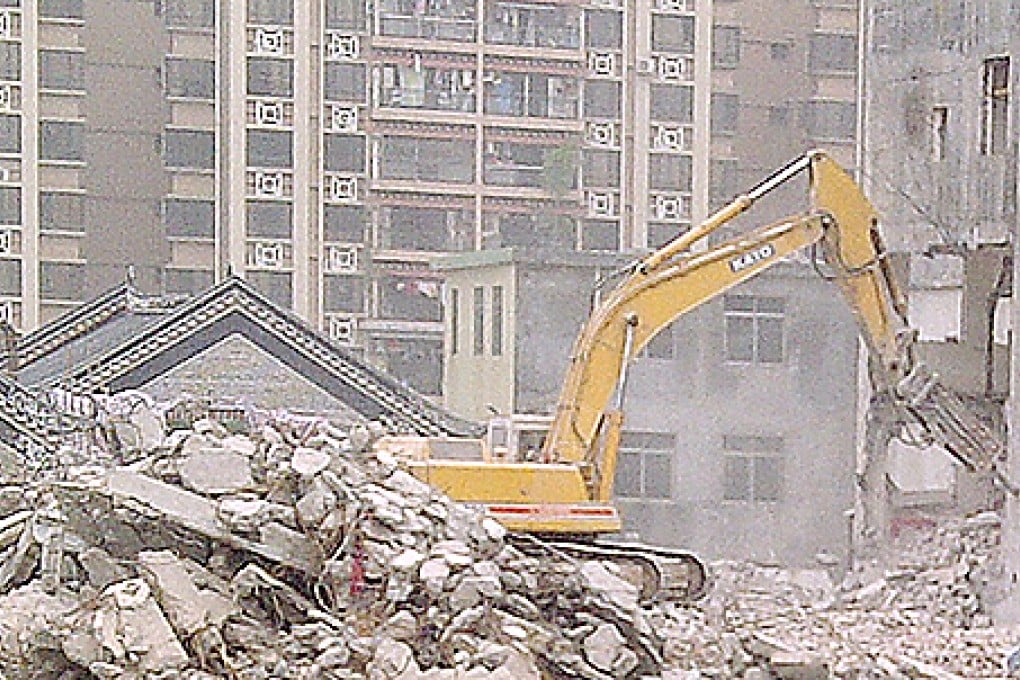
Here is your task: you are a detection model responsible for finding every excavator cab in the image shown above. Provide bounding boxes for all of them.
[486,414,552,462]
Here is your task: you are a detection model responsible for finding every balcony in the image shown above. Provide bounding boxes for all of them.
[484,2,580,50]
[377,0,476,41]
[379,64,476,113]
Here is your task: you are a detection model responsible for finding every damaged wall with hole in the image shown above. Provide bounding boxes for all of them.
[862,0,1018,510]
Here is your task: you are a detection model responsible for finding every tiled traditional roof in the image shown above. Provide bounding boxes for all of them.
[12,276,480,439]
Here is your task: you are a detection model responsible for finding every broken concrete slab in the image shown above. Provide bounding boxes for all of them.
[179,449,253,494]
[104,469,316,572]
[137,550,236,635]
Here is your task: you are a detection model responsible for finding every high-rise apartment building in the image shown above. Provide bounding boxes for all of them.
[0,0,859,397]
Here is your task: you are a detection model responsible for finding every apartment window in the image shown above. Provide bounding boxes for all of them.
[0,114,19,154]
[40,121,84,163]
[40,0,83,19]
[164,129,215,169]
[40,192,83,232]
[583,150,620,187]
[651,15,694,53]
[981,56,1009,156]
[166,59,215,99]
[247,271,292,309]
[724,295,784,364]
[711,93,739,135]
[246,130,292,168]
[379,206,470,251]
[247,59,293,97]
[485,2,579,49]
[768,105,792,127]
[325,63,366,102]
[247,0,293,25]
[710,158,738,208]
[649,154,692,192]
[40,50,84,91]
[581,220,618,251]
[165,268,214,295]
[931,106,948,161]
[164,197,214,238]
[809,33,857,74]
[491,285,503,356]
[585,10,621,49]
[379,136,473,183]
[380,275,441,321]
[324,205,366,242]
[324,134,365,173]
[0,43,19,81]
[326,0,366,30]
[481,71,573,118]
[712,26,741,69]
[583,81,620,119]
[722,435,783,502]
[770,42,791,61]
[638,322,674,359]
[164,0,215,28]
[472,286,484,355]
[246,201,291,239]
[0,258,19,296]
[650,84,692,123]
[616,432,673,499]
[449,287,460,355]
[0,187,18,225]
[804,100,856,142]
[323,275,365,313]
[40,261,85,300]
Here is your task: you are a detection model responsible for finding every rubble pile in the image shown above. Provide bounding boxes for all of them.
[656,513,1020,679]
[0,405,661,679]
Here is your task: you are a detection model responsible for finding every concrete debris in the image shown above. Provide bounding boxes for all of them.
[0,393,667,678]
[5,390,1020,678]
[657,512,1020,678]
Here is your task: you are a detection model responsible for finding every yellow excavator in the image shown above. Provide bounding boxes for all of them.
[377,150,1013,600]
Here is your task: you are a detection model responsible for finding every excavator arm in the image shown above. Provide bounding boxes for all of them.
[542,150,1015,499]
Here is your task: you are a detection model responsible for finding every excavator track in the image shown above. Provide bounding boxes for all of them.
[510,533,709,603]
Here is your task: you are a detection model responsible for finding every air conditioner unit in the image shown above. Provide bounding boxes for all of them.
[0,300,12,325]
[330,175,357,202]
[635,58,655,75]
[0,84,12,112]
[0,12,11,40]
[326,245,358,273]
[654,195,683,221]
[656,0,691,11]
[657,56,689,81]
[255,100,284,126]
[586,122,617,147]
[588,192,615,217]
[254,28,285,55]
[654,125,686,151]
[328,315,356,344]
[253,241,284,268]
[0,168,10,183]
[588,52,616,77]
[330,104,357,132]
[326,32,359,60]
[255,171,285,197]
[0,229,11,255]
